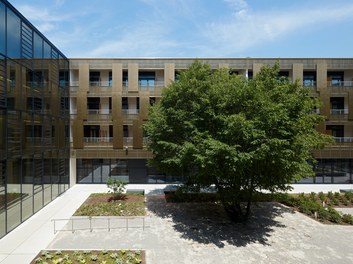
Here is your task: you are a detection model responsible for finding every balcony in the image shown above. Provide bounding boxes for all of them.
[84,137,112,147]
[334,137,353,144]
[329,109,348,120]
[87,109,112,122]
[327,81,353,91]
[122,109,139,120]
[88,86,112,96]
[89,81,112,87]
[123,137,133,147]
[330,109,348,115]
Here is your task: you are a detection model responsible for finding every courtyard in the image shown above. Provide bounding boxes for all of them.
[0,185,353,264]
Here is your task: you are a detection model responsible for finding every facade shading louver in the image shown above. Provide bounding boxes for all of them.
[0,0,70,239]
[69,58,353,185]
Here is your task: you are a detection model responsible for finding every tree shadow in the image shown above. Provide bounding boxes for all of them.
[146,194,294,248]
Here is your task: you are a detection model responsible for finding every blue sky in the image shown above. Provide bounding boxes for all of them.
[8,0,353,58]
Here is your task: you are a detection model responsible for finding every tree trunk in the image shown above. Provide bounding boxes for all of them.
[223,202,249,222]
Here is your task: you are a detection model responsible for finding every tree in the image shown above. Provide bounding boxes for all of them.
[144,61,331,222]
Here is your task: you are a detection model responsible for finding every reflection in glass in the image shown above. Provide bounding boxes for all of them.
[6,8,21,58]
[0,2,5,54]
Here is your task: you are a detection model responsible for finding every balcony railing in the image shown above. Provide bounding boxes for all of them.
[327,81,353,87]
[334,137,353,143]
[89,81,112,87]
[123,137,133,146]
[70,81,79,87]
[303,80,316,87]
[122,109,139,115]
[330,109,348,115]
[143,137,151,145]
[84,137,113,143]
[139,81,164,90]
[88,109,112,115]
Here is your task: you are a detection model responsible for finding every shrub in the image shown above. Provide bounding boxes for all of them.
[106,177,127,200]
[342,214,353,225]
[327,207,342,223]
[318,192,326,202]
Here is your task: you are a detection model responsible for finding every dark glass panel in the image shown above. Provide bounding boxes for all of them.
[93,159,102,183]
[6,158,21,232]
[6,8,21,58]
[43,41,51,59]
[33,32,43,58]
[0,2,5,55]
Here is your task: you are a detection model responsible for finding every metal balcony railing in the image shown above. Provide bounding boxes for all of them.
[70,81,79,87]
[303,80,316,87]
[327,81,353,87]
[88,109,112,115]
[330,109,348,115]
[122,109,139,115]
[84,137,113,143]
[123,137,133,146]
[89,81,112,87]
[334,137,353,143]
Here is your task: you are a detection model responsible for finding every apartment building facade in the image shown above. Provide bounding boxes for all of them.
[70,58,353,185]
[0,0,70,239]
[2,0,353,240]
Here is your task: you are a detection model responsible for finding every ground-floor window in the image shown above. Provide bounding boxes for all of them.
[76,158,353,184]
[297,159,353,184]
[76,159,184,184]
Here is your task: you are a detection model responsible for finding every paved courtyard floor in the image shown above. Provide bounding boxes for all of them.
[48,196,353,264]
[1,184,353,264]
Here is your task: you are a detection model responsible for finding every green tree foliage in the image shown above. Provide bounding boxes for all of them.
[144,61,331,222]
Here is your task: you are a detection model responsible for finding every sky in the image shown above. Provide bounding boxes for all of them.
[8,0,353,58]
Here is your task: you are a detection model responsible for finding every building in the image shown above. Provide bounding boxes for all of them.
[69,58,353,185]
[0,0,70,239]
[1,0,353,240]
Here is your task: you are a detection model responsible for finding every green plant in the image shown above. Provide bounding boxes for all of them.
[110,253,119,259]
[327,191,334,200]
[106,177,127,200]
[114,259,123,264]
[318,192,325,202]
[327,207,342,223]
[55,250,62,255]
[309,192,317,201]
[90,254,98,261]
[35,258,43,263]
[76,255,85,262]
[342,214,353,225]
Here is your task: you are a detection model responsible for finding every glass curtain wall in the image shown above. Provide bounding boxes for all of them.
[0,0,70,239]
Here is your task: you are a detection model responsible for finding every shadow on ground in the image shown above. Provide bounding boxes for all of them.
[146,192,294,248]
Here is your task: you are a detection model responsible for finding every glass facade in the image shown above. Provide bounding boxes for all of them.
[76,159,184,184]
[0,0,70,239]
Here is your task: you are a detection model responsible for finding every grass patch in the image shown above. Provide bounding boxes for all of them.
[31,249,145,264]
[74,193,145,217]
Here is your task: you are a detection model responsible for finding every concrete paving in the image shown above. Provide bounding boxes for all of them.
[0,184,353,264]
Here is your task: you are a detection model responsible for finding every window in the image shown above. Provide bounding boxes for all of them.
[326,125,344,138]
[89,71,100,86]
[328,72,344,86]
[123,71,128,86]
[122,97,128,110]
[303,71,316,87]
[139,72,155,86]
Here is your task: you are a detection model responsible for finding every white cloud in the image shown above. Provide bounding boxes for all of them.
[87,23,179,58]
[202,2,353,56]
